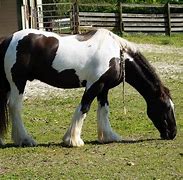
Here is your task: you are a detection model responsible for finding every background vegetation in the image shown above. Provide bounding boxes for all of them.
[42,0,183,18]
[48,0,183,4]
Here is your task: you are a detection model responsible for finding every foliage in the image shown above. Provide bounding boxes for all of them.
[42,0,183,13]
[78,0,183,4]
[43,0,183,3]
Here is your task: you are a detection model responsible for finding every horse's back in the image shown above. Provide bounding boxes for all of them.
[3,28,121,90]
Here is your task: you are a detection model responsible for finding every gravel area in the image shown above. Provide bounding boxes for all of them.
[138,43,183,55]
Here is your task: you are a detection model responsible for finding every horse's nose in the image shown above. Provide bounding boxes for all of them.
[169,127,177,140]
[161,127,177,140]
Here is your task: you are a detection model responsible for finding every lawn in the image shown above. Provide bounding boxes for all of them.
[124,33,183,47]
[0,36,182,179]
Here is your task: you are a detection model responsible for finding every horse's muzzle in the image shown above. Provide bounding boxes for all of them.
[160,127,177,140]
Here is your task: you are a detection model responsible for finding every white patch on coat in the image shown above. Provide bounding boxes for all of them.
[7,28,138,90]
[124,52,134,62]
[105,28,138,53]
[97,103,122,143]
[52,29,121,89]
[63,105,86,147]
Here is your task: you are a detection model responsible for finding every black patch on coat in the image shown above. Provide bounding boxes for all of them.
[80,57,122,113]
[125,51,171,101]
[81,80,87,87]
[97,89,109,107]
[11,33,81,94]
[98,57,122,89]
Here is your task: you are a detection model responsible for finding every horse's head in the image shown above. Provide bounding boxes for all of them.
[146,86,177,140]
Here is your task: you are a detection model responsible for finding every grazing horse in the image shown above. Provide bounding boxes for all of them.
[0,29,177,147]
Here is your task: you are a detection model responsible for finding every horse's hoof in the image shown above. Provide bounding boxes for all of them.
[0,138,5,147]
[98,131,122,143]
[15,137,37,147]
[63,136,84,147]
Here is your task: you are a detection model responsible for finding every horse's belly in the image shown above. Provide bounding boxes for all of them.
[34,68,84,89]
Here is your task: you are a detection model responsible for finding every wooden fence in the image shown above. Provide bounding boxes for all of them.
[31,2,183,35]
[74,3,183,35]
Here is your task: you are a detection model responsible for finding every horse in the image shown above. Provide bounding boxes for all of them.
[0,28,177,147]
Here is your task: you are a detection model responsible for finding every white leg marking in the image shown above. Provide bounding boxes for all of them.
[63,105,86,147]
[0,138,4,146]
[9,85,36,147]
[97,103,122,143]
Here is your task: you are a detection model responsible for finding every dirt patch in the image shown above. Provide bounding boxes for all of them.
[0,167,9,175]
[24,81,84,100]
[24,81,63,99]
[153,62,183,74]
[152,62,183,81]
[139,44,183,80]
[138,43,183,55]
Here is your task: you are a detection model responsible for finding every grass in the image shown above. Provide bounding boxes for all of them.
[0,46,183,179]
[123,33,183,47]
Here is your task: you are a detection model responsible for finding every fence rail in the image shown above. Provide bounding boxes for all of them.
[77,3,183,35]
[25,2,183,35]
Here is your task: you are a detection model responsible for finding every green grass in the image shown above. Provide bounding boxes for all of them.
[123,33,183,47]
[0,51,183,179]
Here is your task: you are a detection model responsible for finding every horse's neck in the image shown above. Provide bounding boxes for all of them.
[125,52,162,102]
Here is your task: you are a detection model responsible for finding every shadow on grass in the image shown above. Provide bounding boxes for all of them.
[85,138,161,145]
[0,142,62,149]
[0,138,162,149]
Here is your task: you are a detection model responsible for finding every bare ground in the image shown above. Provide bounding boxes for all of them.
[24,44,183,99]
[138,43,183,55]
[139,44,183,80]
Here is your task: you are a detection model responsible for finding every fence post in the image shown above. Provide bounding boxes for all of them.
[119,2,124,34]
[72,0,79,34]
[166,2,171,36]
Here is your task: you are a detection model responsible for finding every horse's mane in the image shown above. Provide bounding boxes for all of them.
[76,30,97,41]
[129,50,171,99]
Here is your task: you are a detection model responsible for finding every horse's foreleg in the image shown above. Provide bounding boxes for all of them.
[97,91,122,143]
[9,85,36,147]
[63,83,103,147]
[62,104,86,147]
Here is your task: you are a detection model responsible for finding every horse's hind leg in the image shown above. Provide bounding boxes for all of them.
[8,83,36,147]
[97,90,122,143]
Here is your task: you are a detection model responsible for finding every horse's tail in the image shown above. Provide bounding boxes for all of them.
[0,36,10,137]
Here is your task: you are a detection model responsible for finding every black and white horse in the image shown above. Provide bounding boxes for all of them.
[0,29,177,147]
